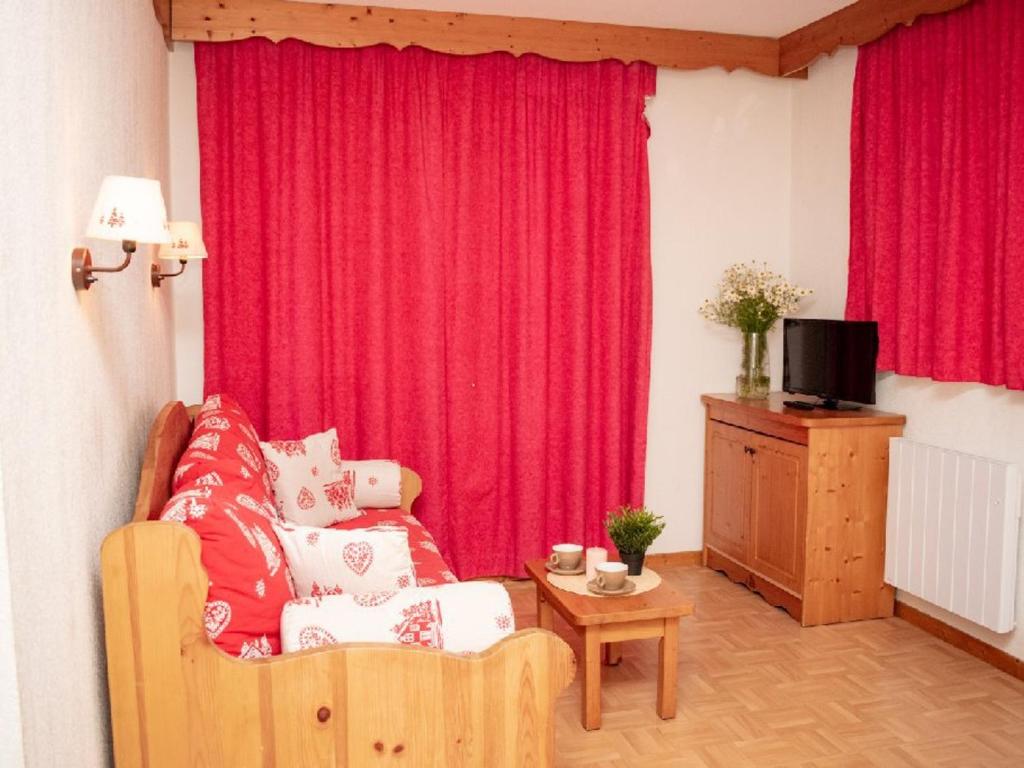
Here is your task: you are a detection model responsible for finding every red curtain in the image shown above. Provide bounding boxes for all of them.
[195,39,656,578]
[846,0,1024,387]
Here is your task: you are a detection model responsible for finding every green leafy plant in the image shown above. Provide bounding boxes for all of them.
[604,506,665,555]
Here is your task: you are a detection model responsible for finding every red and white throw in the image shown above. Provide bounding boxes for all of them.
[280,582,515,654]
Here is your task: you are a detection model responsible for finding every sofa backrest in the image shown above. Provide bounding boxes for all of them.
[132,401,423,523]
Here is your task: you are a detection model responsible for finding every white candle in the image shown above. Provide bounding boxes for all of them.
[585,547,608,580]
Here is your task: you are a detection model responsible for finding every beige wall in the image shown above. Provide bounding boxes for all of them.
[789,49,1024,661]
[0,2,175,766]
[645,67,794,553]
[0,462,23,766]
[169,44,205,405]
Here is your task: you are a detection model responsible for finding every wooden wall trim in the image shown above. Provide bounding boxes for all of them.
[645,551,704,569]
[895,600,1024,683]
[153,0,172,47]
[163,0,978,78]
[170,0,781,75]
[778,0,974,75]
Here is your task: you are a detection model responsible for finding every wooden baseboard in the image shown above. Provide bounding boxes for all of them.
[645,551,703,568]
[704,547,804,623]
[895,601,1024,683]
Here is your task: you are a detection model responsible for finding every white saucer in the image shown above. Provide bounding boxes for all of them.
[545,561,586,576]
[586,578,636,596]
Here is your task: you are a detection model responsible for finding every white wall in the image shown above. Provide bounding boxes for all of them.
[789,48,856,321]
[0,462,24,767]
[169,44,205,405]
[789,49,1024,661]
[645,68,795,553]
[0,2,175,766]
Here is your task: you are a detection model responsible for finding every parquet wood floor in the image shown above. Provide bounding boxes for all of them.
[505,565,1024,767]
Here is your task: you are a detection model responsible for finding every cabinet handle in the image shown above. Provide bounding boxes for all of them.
[744,446,757,455]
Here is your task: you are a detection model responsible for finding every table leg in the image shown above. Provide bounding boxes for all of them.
[657,617,679,720]
[602,641,622,666]
[536,590,553,631]
[583,626,601,730]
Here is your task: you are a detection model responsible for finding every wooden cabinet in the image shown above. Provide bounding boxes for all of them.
[702,393,905,626]
[705,422,751,563]
[748,431,806,594]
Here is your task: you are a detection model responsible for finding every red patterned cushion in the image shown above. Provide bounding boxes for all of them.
[161,480,294,658]
[331,509,458,586]
[173,394,275,503]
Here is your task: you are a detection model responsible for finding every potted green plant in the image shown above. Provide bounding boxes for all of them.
[604,505,666,575]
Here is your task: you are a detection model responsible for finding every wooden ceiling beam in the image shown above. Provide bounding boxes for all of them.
[778,0,974,76]
[152,0,173,47]
[169,0,782,76]
[161,0,978,79]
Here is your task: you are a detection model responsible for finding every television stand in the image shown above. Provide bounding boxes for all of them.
[701,393,906,625]
[817,398,862,411]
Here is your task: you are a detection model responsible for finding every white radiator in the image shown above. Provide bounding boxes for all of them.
[885,437,1022,633]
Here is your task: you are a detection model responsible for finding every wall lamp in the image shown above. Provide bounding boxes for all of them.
[152,221,207,287]
[72,175,170,290]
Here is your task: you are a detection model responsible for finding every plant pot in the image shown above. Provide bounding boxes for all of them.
[619,551,646,576]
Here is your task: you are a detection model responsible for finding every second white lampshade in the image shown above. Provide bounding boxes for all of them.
[85,175,171,245]
[158,221,207,260]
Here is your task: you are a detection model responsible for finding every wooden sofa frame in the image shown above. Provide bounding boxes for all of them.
[101,401,575,767]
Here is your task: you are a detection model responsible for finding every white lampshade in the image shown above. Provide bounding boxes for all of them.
[85,175,171,244]
[158,221,208,260]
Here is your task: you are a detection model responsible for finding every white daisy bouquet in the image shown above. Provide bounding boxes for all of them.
[699,262,811,334]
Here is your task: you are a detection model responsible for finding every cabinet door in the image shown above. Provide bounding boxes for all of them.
[749,434,807,593]
[705,422,752,563]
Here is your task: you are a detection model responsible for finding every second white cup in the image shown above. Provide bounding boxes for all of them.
[595,561,628,591]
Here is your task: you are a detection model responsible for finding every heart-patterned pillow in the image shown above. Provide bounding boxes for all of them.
[275,523,416,598]
[343,541,374,575]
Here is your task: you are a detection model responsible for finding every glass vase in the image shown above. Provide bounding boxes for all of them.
[736,331,770,399]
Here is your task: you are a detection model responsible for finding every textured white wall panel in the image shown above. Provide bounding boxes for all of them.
[0,1,174,765]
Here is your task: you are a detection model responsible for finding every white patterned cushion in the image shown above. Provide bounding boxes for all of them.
[280,582,515,654]
[338,459,402,508]
[260,428,361,526]
[275,523,416,597]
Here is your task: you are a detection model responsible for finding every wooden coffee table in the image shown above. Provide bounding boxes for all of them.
[524,559,694,730]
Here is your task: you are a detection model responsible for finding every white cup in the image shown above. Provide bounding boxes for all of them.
[549,543,583,570]
[595,561,628,591]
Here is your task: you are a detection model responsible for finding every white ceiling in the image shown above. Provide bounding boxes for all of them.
[288,0,852,37]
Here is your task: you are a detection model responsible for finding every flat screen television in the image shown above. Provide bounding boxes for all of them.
[782,319,879,409]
